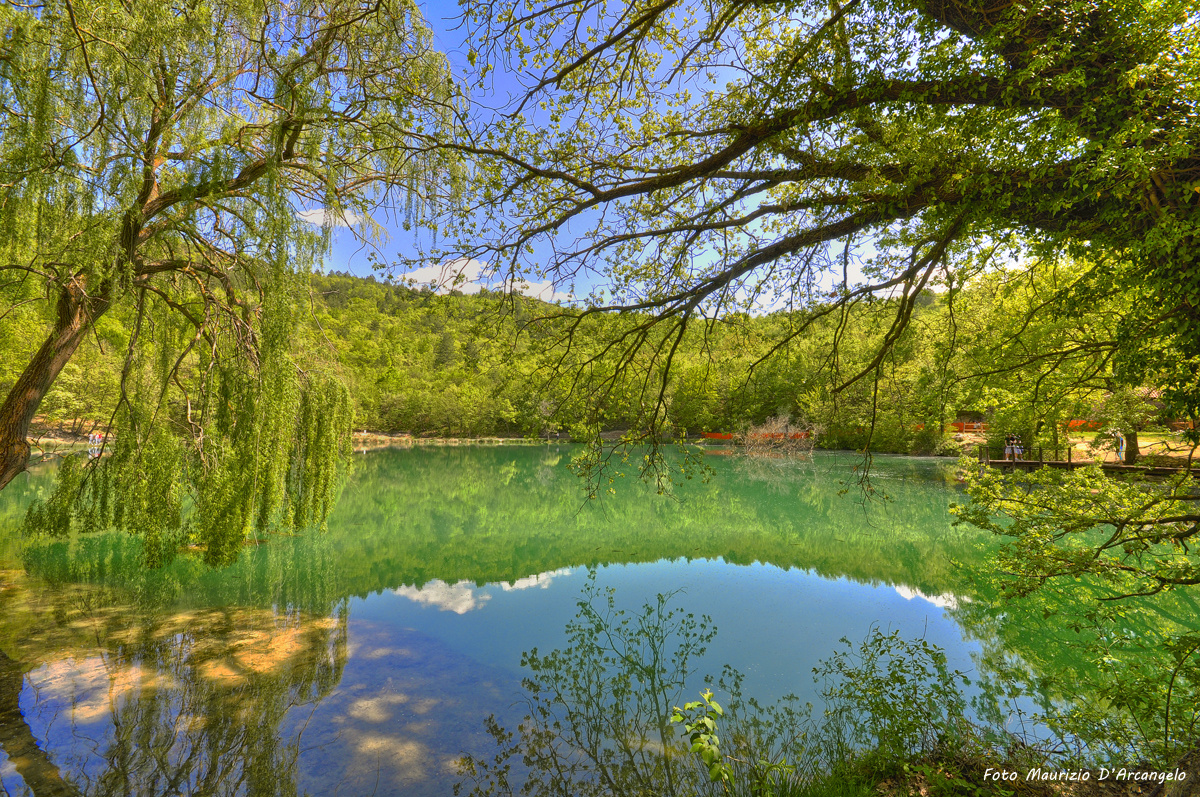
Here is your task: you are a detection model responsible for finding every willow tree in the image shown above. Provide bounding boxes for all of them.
[431,0,1200,545]
[0,0,458,563]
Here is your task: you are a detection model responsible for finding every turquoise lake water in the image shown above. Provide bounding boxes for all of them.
[0,445,1114,795]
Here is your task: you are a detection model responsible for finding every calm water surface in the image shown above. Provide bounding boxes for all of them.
[0,446,1031,795]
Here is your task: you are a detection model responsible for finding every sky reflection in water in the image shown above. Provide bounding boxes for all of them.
[1,447,998,795]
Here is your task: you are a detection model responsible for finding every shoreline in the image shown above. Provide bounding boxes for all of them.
[26,427,1197,470]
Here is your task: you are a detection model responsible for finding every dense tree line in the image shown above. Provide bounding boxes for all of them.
[2,262,1172,457]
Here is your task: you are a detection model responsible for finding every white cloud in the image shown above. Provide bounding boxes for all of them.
[894,584,963,610]
[392,568,574,613]
[394,580,490,614]
[400,258,487,294]
[499,567,571,591]
[516,279,574,303]
[397,258,573,303]
[297,207,363,228]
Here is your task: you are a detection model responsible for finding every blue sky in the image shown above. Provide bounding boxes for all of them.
[315,0,528,287]
[309,0,883,307]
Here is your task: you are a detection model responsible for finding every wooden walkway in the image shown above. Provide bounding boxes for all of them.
[978,447,1189,477]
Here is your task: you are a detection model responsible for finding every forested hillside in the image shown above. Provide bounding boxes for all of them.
[1,261,1168,455]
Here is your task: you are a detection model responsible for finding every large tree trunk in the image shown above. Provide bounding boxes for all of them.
[1124,427,1139,466]
[0,279,108,491]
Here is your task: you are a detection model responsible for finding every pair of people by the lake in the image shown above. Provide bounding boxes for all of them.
[1003,433,1024,461]
[87,431,105,458]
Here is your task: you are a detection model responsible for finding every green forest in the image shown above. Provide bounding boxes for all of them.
[3,263,1182,458]
[2,0,1199,793]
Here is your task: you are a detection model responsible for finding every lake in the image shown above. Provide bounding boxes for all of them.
[0,445,1121,795]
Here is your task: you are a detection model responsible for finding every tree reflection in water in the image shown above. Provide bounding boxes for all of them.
[456,573,831,797]
[0,572,347,796]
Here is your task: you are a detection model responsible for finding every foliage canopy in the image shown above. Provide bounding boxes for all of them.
[439,0,1198,436]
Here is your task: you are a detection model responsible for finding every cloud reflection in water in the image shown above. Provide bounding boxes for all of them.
[392,568,573,614]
